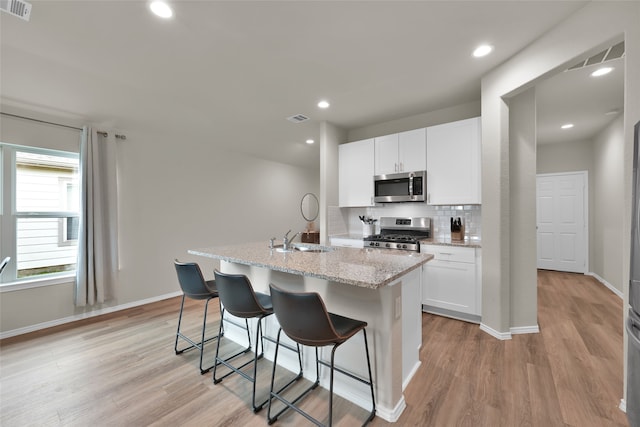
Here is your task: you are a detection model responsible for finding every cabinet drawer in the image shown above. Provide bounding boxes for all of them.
[421,245,475,263]
[330,237,364,248]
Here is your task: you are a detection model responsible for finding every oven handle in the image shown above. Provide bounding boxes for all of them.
[409,172,414,197]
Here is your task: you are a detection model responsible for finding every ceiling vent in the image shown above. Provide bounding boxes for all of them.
[0,0,31,21]
[566,41,625,71]
[286,114,310,124]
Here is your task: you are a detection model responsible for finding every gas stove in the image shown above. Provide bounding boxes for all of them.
[364,217,431,252]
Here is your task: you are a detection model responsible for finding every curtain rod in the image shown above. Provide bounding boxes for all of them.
[1,111,126,140]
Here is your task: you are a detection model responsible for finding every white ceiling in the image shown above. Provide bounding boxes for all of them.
[1,1,622,168]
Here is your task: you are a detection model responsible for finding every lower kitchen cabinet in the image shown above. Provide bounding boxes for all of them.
[421,245,481,323]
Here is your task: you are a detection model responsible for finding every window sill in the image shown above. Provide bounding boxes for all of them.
[0,273,75,293]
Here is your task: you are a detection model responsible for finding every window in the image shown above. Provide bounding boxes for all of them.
[0,143,80,283]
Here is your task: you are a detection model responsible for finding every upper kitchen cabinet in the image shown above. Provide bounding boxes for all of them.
[426,117,481,205]
[339,138,375,207]
[374,128,427,175]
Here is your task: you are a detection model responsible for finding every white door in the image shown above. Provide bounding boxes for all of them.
[536,172,587,273]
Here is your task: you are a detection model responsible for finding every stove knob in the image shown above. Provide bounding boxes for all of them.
[402,244,407,249]
[385,243,391,248]
[375,242,380,247]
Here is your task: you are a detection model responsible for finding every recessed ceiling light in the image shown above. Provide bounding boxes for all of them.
[561,123,574,129]
[591,67,613,77]
[150,1,173,18]
[317,100,330,109]
[306,139,315,144]
[473,44,493,58]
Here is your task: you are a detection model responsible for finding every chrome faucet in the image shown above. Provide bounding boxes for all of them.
[282,230,301,251]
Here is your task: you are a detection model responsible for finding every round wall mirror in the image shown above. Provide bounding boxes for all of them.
[300,193,319,222]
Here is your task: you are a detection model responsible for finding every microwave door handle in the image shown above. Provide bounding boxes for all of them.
[408,175,414,197]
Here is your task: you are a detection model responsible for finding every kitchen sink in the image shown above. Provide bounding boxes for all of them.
[273,244,334,253]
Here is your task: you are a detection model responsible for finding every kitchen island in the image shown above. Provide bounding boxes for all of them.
[189,241,433,422]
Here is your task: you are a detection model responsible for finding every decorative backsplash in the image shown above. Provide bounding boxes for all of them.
[329,204,482,241]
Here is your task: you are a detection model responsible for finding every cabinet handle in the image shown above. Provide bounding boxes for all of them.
[395,163,398,172]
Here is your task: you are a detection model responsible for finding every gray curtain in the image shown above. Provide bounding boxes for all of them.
[75,127,118,306]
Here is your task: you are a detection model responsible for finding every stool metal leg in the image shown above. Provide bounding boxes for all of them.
[267,328,376,426]
[174,295,220,374]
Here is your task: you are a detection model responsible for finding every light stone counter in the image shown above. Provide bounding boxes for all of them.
[189,241,434,423]
[189,241,432,289]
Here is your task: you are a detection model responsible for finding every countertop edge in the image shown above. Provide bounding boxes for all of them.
[188,247,433,289]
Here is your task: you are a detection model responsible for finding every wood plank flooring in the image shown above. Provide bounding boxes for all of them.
[0,270,628,426]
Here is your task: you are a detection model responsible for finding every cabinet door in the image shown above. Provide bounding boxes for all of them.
[339,139,374,207]
[374,134,399,175]
[426,117,481,205]
[422,259,477,315]
[398,128,426,173]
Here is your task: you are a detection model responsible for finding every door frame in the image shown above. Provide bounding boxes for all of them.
[536,170,589,274]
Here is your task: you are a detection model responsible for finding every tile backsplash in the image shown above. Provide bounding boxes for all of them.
[329,204,482,240]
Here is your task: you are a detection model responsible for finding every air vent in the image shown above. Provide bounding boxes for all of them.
[0,0,32,21]
[566,41,625,71]
[286,114,310,123]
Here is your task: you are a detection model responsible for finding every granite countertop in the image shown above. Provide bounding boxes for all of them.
[189,241,432,289]
[420,237,482,248]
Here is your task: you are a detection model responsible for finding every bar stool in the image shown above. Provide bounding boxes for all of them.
[267,284,376,426]
[173,260,226,374]
[213,270,303,413]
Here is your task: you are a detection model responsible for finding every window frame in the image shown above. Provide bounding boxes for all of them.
[0,143,80,289]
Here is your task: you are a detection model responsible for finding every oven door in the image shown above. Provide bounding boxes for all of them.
[374,171,426,203]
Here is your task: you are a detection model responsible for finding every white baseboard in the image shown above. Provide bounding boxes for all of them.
[511,325,540,334]
[585,272,624,299]
[479,323,512,340]
[620,398,626,413]
[374,396,407,423]
[0,291,183,340]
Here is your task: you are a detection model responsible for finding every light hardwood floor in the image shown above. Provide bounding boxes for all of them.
[0,270,628,426]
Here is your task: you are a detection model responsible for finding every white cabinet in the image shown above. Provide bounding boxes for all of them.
[329,236,364,248]
[339,139,374,207]
[374,128,426,175]
[421,245,481,322]
[426,117,481,205]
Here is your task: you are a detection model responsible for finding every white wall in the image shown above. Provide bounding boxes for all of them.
[0,108,319,334]
[592,115,625,292]
[347,100,480,142]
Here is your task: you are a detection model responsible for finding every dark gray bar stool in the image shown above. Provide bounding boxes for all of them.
[213,270,303,413]
[267,284,376,426]
[173,259,230,374]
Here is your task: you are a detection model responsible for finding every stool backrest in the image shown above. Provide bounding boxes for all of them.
[214,270,270,318]
[174,260,215,299]
[269,284,340,347]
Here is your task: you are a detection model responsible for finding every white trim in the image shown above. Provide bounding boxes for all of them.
[0,291,182,339]
[0,273,75,292]
[586,272,624,299]
[373,395,407,423]
[510,325,540,334]
[479,322,512,340]
[620,398,626,413]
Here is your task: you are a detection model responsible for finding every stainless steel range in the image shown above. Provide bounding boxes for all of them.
[364,217,431,252]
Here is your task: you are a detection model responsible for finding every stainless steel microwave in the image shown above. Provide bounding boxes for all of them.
[373,170,427,203]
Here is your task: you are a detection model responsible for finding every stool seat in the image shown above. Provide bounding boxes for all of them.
[267,284,376,426]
